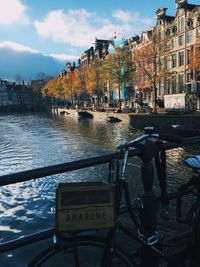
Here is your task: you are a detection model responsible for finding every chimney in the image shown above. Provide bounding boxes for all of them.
[156,8,168,20]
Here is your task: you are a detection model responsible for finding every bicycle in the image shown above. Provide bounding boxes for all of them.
[28,128,200,267]
[112,128,200,267]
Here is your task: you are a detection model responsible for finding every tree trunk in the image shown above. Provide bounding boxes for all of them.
[118,85,122,110]
[153,83,157,114]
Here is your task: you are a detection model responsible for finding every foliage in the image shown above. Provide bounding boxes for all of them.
[62,70,80,104]
[42,69,81,103]
[42,77,58,97]
[105,46,135,109]
[133,30,171,113]
[189,35,200,73]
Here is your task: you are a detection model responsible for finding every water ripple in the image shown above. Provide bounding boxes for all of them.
[0,113,199,244]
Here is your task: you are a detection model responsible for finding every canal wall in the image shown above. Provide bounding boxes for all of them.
[129,113,200,130]
[56,108,130,123]
[57,108,200,129]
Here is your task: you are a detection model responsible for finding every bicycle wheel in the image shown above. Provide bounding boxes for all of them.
[28,236,137,267]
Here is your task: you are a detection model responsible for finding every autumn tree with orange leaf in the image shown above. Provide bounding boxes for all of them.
[133,32,160,113]
[83,59,106,109]
[189,35,200,72]
[42,77,59,98]
[62,70,80,105]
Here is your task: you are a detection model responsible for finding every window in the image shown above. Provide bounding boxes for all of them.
[167,56,171,70]
[187,49,191,65]
[179,51,184,66]
[172,76,176,94]
[186,84,192,93]
[186,73,192,83]
[178,17,184,33]
[197,71,200,82]
[171,37,177,49]
[186,19,193,29]
[197,28,200,37]
[160,58,164,71]
[197,82,200,97]
[166,29,170,38]
[178,74,184,93]
[186,31,193,43]
[172,26,177,35]
[172,54,177,68]
[166,79,170,95]
[179,35,184,46]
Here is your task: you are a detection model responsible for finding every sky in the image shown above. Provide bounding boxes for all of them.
[0,0,199,75]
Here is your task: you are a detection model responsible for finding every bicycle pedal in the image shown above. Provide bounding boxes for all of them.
[132,197,143,209]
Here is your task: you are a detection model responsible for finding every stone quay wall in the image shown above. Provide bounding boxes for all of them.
[57,108,200,130]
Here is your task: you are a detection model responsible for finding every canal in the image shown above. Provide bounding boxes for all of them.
[0,112,199,266]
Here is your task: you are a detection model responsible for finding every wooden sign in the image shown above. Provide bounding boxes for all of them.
[56,181,115,232]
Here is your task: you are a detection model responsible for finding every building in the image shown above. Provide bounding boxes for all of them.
[129,0,200,109]
[78,38,114,108]
[156,0,200,98]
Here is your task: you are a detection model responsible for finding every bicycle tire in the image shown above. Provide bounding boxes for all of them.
[28,235,137,267]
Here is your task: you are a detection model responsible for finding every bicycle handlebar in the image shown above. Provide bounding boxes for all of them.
[116,132,183,150]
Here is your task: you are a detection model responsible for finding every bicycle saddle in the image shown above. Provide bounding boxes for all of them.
[183,155,200,170]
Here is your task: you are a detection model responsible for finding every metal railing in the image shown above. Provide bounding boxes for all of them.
[0,136,200,253]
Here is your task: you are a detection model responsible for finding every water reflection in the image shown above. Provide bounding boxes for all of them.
[0,112,199,245]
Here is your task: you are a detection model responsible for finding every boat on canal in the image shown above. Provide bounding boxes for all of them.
[77,110,94,119]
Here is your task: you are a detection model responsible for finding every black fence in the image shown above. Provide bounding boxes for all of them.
[0,136,200,253]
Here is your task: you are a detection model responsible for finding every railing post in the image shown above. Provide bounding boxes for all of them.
[138,141,159,267]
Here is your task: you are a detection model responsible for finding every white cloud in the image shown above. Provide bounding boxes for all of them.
[49,53,79,62]
[0,41,78,63]
[0,41,38,53]
[112,10,153,33]
[112,10,132,23]
[0,0,29,25]
[34,9,96,48]
[34,8,154,49]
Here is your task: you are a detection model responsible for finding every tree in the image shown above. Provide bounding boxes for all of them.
[76,68,89,105]
[87,59,107,109]
[85,65,96,96]
[189,35,200,73]
[62,69,80,105]
[133,27,176,113]
[53,78,64,99]
[42,77,58,97]
[105,46,135,110]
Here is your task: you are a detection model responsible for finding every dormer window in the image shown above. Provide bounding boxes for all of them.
[172,26,177,35]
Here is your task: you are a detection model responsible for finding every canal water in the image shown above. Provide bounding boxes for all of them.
[0,112,199,266]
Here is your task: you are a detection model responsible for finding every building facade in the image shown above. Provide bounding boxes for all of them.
[129,0,200,109]
[75,0,200,110]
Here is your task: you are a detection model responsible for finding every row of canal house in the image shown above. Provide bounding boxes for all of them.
[76,0,200,110]
[0,79,50,111]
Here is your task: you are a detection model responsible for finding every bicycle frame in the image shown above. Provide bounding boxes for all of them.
[111,133,197,267]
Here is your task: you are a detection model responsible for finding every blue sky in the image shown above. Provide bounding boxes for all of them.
[0,0,199,63]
